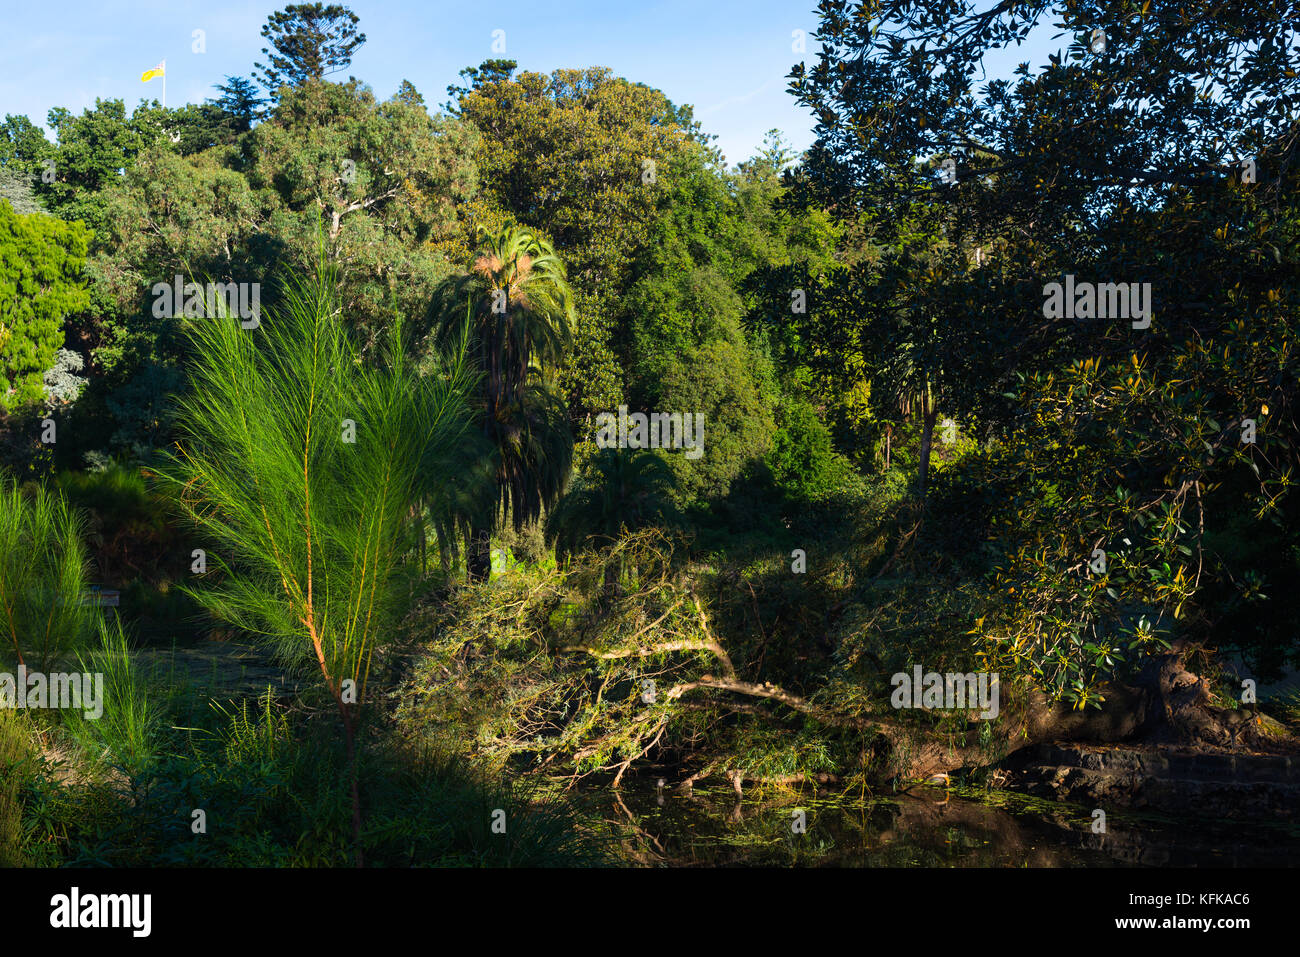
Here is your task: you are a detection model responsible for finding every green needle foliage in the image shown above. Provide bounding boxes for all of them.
[161,258,476,863]
[63,616,160,779]
[0,478,97,672]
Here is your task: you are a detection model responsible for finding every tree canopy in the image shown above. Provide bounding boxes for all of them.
[255,3,367,94]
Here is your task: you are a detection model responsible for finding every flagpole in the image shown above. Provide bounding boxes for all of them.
[162,60,166,109]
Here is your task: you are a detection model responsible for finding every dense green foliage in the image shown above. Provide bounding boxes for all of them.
[0,199,90,409]
[0,0,1297,867]
[787,0,1300,704]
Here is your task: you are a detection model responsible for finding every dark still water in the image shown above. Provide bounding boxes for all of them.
[568,782,1297,867]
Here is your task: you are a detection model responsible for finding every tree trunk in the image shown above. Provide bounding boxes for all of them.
[341,708,364,868]
[467,525,492,583]
[916,398,938,499]
[880,642,1287,782]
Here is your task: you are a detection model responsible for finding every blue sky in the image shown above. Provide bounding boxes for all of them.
[1,1,1065,167]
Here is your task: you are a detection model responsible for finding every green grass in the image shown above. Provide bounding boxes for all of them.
[0,709,34,866]
[13,674,612,867]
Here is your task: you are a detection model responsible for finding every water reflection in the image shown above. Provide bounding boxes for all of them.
[576,783,1297,867]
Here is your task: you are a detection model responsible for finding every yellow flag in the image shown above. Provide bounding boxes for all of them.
[141,61,165,82]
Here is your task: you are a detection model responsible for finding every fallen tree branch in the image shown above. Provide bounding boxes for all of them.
[666,677,904,732]
[613,717,669,788]
[561,638,735,677]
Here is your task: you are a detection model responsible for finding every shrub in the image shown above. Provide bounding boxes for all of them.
[765,396,859,504]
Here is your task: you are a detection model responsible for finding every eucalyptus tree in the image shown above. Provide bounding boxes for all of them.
[163,259,475,865]
[434,226,577,582]
[245,79,481,351]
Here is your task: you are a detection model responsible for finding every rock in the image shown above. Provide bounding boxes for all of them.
[999,743,1300,819]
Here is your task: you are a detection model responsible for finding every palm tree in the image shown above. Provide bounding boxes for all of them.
[546,448,678,593]
[435,225,577,582]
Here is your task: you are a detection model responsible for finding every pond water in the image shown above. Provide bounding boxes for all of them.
[572,781,1297,867]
